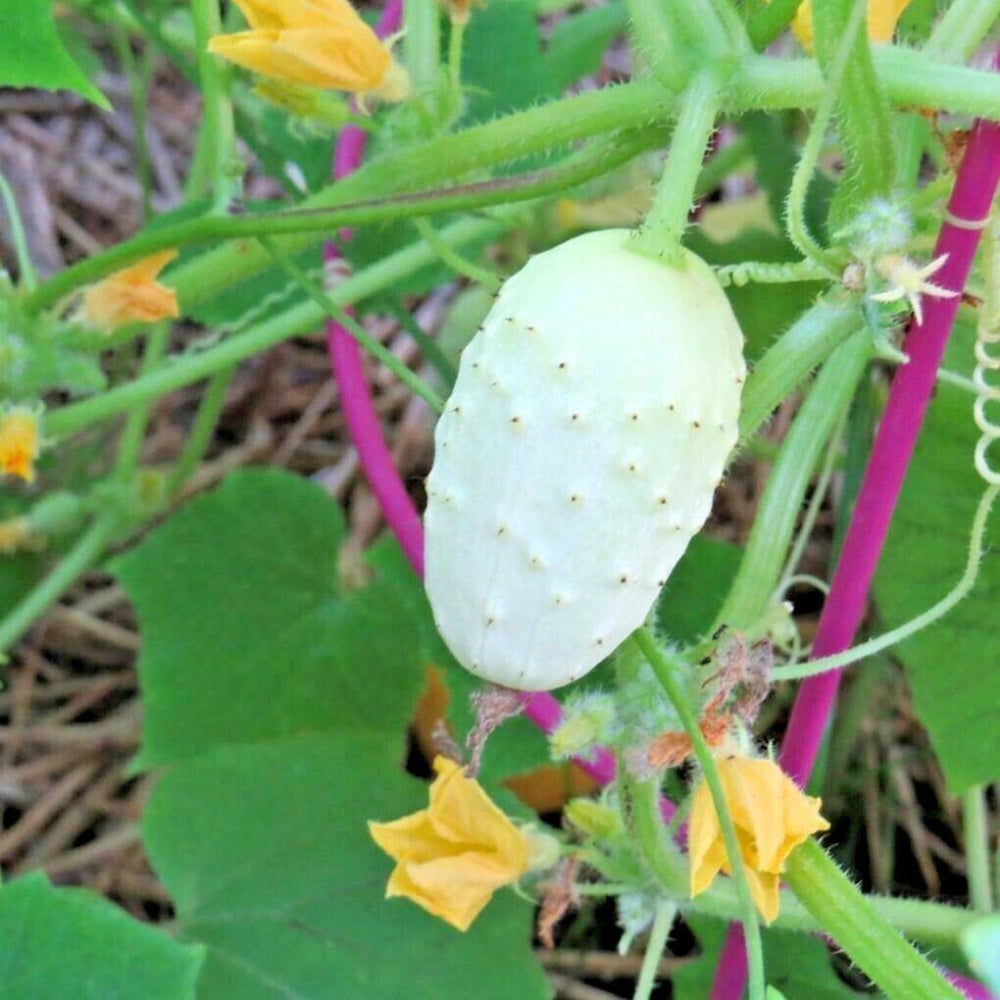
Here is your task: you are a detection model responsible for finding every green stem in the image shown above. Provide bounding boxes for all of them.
[734,48,1000,119]
[633,900,675,1000]
[633,72,720,263]
[114,324,170,480]
[45,216,499,440]
[189,0,237,205]
[260,238,444,411]
[776,411,845,598]
[925,0,1000,61]
[447,17,466,109]
[737,303,861,445]
[113,26,154,221]
[718,331,872,631]
[632,629,766,1000]
[386,300,458,389]
[405,0,441,96]
[24,127,661,315]
[166,367,234,498]
[0,513,121,660]
[413,218,502,290]
[785,839,962,1000]
[0,171,37,291]
[624,0,689,90]
[963,786,994,913]
[773,485,998,680]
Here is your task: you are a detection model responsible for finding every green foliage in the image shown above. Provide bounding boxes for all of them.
[673,916,866,998]
[111,469,427,768]
[0,0,108,108]
[143,732,547,1000]
[657,535,743,644]
[117,471,547,998]
[545,2,629,91]
[875,317,1000,793]
[0,871,204,999]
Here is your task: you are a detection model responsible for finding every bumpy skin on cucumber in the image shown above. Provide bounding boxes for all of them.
[425,229,746,691]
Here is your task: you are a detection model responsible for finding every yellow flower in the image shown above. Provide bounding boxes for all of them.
[0,517,30,554]
[369,756,529,931]
[689,756,829,923]
[0,408,41,483]
[81,250,180,333]
[791,0,912,51]
[208,0,410,102]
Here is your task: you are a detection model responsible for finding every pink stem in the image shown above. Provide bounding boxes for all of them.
[321,0,654,806]
[711,62,1000,1000]
[324,12,986,992]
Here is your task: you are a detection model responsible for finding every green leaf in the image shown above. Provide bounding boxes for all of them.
[874,316,1000,793]
[0,871,203,999]
[111,469,426,768]
[143,731,548,999]
[0,1,109,108]
[545,2,628,91]
[673,916,866,998]
[462,0,557,124]
[656,535,744,645]
[365,537,554,790]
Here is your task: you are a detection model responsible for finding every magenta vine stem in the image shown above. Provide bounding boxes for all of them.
[711,55,1000,1000]
[325,8,982,988]
[322,0,655,802]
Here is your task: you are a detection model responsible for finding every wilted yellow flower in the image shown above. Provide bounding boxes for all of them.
[791,0,912,51]
[689,756,829,923]
[0,408,41,483]
[81,250,180,332]
[369,756,529,931]
[0,517,30,553]
[208,0,410,102]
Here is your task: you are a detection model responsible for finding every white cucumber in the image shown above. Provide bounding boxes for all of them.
[424,229,745,691]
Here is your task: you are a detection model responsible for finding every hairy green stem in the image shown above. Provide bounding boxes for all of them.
[624,0,689,90]
[963,786,995,913]
[719,331,872,631]
[24,128,660,315]
[44,216,498,440]
[0,513,121,659]
[633,72,720,263]
[634,900,675,1000]
[925,0,1000,61]
[738,303,862,445]
[785,839,962,1000]
[413,218,502,290]
[404,0,441,96]
[632,629,766,1000]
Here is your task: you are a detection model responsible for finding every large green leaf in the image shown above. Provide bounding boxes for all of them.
[673,916,866,998]
[142,730,548,998]
[0,1,108,108]
[112,469,426,768]
[0,872,203,999]
[874,316,1000,792]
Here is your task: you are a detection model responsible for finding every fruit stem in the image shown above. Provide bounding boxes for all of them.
[632,72,720,265]
[631,629,766,1000]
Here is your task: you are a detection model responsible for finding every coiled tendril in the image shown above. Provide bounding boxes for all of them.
[974,213,1000,484]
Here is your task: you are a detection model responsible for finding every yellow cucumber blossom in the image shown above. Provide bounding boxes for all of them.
[0,408,41,483]
[81,250,181,332]
[369,756,529,931]
[791,0,913,52]
[689,755,829,923]
[870,253,956,326]
[0,517,31,554]
[208,0,410,104]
